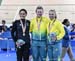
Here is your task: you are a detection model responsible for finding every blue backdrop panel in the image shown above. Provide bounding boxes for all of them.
[0,30,15,49]
[0,39,15,49]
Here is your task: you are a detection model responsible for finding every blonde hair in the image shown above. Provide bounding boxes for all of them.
[49,9,57,18]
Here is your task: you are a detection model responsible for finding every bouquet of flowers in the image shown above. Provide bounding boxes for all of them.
[48,32,57,44]
[16,39,25,48]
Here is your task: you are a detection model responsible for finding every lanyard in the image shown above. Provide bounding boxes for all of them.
[48,19,56,34]
[20,19,26,36]
[48,19,56,41]
[36,17,42,31]
[36,17,42,40]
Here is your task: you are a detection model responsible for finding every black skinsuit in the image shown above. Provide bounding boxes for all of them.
[11,19,30,61]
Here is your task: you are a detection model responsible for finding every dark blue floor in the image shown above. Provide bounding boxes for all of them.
[0,49,75,61]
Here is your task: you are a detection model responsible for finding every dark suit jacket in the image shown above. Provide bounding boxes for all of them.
[11,19,30,44]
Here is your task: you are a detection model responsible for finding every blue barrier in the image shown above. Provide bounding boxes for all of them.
[8,39,15,48]
[1,31,12,39]
[0,39,15,49]
[0,31,75,50]
[0,30,15,49]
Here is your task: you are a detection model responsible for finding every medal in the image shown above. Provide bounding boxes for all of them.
[36,17,42,31]
[36,17,42,40]
[48,19,56,42]
[23,32,25,36]
[20,19,26,36]
[48,19,56,34]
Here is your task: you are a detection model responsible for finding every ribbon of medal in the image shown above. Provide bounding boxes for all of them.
[20,20,26,36]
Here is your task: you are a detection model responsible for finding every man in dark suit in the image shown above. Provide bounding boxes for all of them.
[11,9,30,61]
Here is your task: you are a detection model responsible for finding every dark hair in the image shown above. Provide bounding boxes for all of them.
[62,19,69,24]
[36,6,43,12]
[2,20,6,23]
[72,24,75,27]
[19,9,27,14]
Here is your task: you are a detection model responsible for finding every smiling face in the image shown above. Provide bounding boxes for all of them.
[36,6,44,18]
[19,11,27,19]
[19,9,27,19]
[49,10,56,20]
